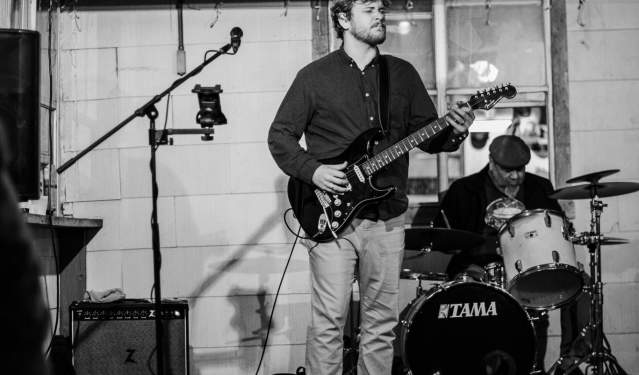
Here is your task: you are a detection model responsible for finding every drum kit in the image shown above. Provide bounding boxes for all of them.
[394,169,639,375]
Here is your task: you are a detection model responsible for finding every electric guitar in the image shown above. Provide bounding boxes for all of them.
[288,84,517,242]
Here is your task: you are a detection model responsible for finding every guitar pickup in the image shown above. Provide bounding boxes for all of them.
[353,165,365,183]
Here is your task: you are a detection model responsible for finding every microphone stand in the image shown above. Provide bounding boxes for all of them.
[58,41,235,375]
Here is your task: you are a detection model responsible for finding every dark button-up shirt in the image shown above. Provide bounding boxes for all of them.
[268,48,464,220]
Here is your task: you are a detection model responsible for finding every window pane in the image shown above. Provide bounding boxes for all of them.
[464,105,550,179]
[380,12,436,89]
[447,4,545,88]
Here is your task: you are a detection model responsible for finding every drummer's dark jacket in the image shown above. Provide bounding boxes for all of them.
[436,165,562,275]
[438,165,561,233]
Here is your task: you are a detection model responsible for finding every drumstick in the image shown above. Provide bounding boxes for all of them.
[441,209,452,229]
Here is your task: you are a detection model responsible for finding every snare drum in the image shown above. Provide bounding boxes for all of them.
[499,209,582,310]
[484,262,506,289]
[399,279,536,375]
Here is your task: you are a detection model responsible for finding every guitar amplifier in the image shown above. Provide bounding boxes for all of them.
[70,299,189,375]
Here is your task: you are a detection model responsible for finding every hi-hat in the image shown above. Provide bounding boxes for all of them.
[566,169,620,184]
[404,226,485,254]
[549,182,639,200]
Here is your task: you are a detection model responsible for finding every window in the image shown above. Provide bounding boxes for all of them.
[326,0,551,200]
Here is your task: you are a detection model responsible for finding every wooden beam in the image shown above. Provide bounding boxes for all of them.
[550,0,571,187]
[311,0,329,60]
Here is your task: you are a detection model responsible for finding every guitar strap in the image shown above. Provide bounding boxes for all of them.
[378,55,390,137]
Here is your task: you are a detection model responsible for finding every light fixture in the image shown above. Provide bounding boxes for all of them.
[192,84,227,141]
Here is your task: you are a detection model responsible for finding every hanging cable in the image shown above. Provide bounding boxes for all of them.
[577,0,587,27]
[253,223,301,375]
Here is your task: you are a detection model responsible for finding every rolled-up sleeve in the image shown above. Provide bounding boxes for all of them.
[268,71,321,185]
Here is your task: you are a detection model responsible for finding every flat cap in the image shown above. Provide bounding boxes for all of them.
[489,135,531,169]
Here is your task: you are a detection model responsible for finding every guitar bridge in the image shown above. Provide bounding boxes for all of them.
[314,189,331,208]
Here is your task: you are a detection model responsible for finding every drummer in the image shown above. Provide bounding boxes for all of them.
[437,134,561,278]
[435,134,583,374]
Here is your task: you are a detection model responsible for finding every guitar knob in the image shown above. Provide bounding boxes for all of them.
[334,210,342,218]
[334,198,342,206]
[331,221,339,229]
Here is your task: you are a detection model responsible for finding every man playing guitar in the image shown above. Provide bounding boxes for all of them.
[268,1,474,374]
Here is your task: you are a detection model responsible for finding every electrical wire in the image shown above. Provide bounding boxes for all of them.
[253,216,301,375]
[44,4,61,358]
[283,207,312,240]
[203,49,237,60]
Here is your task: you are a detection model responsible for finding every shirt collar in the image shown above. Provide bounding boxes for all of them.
[336,45,381,70]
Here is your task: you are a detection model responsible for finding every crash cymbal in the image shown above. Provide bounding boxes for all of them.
[566,169,620,184]
[549,182,639,200]
[400,268,448,281]
[404,226,485,254]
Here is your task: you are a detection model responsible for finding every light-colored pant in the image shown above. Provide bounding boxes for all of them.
[304,214,405,375]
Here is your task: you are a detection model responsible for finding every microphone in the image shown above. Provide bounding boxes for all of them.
[230,27,243,53]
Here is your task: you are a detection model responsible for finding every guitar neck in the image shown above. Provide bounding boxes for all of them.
[360,116,450,176]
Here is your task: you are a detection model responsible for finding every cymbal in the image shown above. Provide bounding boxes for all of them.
[400,268,448,281]
[566,169,620,184]
[404,226,485,254]
[549,182,639,200]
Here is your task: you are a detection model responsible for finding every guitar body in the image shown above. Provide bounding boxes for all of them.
[288,128,395,242]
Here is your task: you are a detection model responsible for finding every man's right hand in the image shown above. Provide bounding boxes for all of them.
[312,162,350,194]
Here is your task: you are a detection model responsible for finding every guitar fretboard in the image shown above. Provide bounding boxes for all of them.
[360,117,449,176]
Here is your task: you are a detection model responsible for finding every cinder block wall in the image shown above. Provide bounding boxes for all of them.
[57,3,313,374]
[544,0,639,372]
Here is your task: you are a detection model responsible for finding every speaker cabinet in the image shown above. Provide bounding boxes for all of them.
[0,28,40,201]
[70,300,189,375]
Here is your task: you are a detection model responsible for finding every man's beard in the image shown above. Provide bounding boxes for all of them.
[352,23,386,45]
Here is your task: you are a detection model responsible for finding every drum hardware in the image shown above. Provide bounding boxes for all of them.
[400,269,448,297]
[483,262,506,288]
[548,170,633,375]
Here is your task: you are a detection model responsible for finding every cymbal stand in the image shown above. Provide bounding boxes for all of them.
[552,195,627,375]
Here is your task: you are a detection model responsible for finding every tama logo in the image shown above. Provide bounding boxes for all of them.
[438,301,497,319]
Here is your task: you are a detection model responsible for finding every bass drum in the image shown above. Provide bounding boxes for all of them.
[399,279,536,375]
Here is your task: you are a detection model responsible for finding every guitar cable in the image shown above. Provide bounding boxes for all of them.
[253,210,301,375]
[283,208,312,240]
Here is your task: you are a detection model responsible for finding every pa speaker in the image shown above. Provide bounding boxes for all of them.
[70,300,189,375]
[0,28,40,201]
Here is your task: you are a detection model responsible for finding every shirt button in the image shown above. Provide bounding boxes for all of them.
[361,72,365,76]
[365,92,370,97]
[369,116,374,121]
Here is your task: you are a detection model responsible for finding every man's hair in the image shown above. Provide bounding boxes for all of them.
[330,0,389,39]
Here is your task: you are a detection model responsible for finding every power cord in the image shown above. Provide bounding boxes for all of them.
[283,208,312,240]
[254,211,301,375]
[203,49,238,60]
[44,3,61,358]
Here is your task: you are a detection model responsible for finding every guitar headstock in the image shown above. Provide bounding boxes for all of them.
[468,84,517,111]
